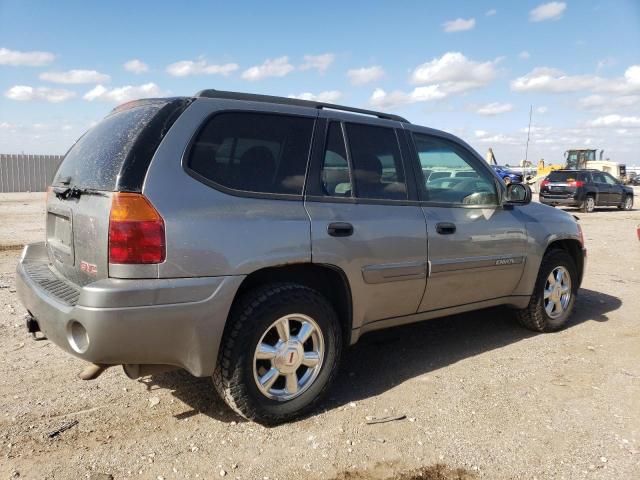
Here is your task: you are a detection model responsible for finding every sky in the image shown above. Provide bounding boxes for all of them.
[1,0,639,166]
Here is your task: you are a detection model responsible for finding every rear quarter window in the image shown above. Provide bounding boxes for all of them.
[187,112,314,195]
[54,102,165,190]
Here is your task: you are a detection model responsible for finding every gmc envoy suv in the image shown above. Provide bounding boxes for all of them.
[17,90,586,424]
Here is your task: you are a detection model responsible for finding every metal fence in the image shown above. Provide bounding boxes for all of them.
[0,154,63,192]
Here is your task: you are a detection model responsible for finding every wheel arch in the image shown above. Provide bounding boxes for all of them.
[544,238,585,288]
[231,263,353,346]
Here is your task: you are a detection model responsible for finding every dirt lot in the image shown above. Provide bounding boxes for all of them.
[1,192,639,480]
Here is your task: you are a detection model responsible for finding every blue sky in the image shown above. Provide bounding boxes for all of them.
[1,0,639,166]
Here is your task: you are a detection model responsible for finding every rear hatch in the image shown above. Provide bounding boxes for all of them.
[46,98,190,286]
[541,171,584,198]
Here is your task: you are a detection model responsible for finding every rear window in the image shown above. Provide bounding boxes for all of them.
[548,171,581,182]
[187,112,314,195]
[53,100,181,191]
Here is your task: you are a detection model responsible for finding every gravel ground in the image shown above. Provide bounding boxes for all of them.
[1,192,639,480]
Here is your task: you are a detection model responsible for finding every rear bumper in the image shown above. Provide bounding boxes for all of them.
[16,242,244,376]
[539,195,582,207]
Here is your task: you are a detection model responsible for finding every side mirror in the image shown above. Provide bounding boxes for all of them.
[505,183,532,205]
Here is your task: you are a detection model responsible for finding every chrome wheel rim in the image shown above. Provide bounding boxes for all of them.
[544,266,572,319]
[586,197,595,211]
[625,196,633,210]
[253,314,324,401]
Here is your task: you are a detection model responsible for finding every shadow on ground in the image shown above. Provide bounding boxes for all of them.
[147,288,620,423]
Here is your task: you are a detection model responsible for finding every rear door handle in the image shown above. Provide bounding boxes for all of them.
[327,222,354,237]
[436,222,456,235]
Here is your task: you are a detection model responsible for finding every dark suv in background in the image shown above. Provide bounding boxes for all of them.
[540,169,634,213]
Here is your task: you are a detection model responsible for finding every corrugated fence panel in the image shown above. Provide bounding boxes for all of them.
[0,154,64,192]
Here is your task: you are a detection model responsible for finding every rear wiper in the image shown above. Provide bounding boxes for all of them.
[52,186,106,200]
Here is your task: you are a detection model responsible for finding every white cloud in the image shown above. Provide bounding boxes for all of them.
[347,66,385,85]
[124,59,149,74]
[536,106,548,114]
[166,59,238,77]
[299,53,334,73]
[241,56,294,81]
[518,51,531,60]
[369,86,447,109]
[579,94,640,110]
[442,18,476,33]
[476,102,514,115]
[410,52,499,92]
[589,115,640,128]
[511,64,640,95]
[486,9,497,16]
[289,91,342,103]
[371,52,500,109]
[0,47,55,66]
[529,2,566,22]
[83,82,166,103]
[39,69,110,84]
[4,85,76,102]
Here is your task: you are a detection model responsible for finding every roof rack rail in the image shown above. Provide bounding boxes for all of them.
[195,89,410,123]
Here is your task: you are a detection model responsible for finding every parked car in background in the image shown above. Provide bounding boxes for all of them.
[540,169,634,213]
[492,165,523,184]
[17,90,586,424]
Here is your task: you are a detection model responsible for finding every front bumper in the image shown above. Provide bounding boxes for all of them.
[16,242,244,376]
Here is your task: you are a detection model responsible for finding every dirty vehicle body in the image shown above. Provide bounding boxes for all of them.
[540,169,634,213]
[17,91,586,423]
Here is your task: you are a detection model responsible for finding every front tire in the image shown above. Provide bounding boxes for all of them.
[213,283,342,425]
[618,195,633,211]
[516,249,578,332]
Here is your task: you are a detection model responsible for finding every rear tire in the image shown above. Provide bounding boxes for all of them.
[213,283,342,425]
[581,195,595,213]
[516,249,578,332]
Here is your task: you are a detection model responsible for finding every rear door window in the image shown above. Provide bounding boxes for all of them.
[344,123,407,201]
[188,112,314,195]
[320,122,352,197]
[54,101,173,191]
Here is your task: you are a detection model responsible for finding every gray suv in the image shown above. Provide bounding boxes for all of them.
[16,90,586,424]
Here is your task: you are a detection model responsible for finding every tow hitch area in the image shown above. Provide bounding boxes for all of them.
[25,313,46,340]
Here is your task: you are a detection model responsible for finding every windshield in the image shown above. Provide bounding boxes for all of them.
[53,102,168,190]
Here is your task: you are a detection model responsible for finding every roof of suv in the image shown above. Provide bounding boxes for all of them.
[195,89,410,123]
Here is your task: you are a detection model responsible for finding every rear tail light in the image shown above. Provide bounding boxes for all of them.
[108,193,165,264]
[540,179,549,189]
[569,180,584,187]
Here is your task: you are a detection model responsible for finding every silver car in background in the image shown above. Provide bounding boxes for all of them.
[16,91,586,424]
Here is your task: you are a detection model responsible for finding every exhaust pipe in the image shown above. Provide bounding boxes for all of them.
[122,364,177,379]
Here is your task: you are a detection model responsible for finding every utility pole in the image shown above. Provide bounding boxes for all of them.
[524,105,533,164]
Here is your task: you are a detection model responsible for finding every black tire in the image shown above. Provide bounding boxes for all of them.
[213,283,342,425]
[516,249,578,332]
[618,194,633,211]
[581,194,595,213]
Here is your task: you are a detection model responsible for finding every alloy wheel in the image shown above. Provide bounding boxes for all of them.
[543,266,572,319]
[253,314,325,401]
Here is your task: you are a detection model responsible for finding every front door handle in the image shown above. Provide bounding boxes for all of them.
[436,222,456,235]
[327,222,354,237]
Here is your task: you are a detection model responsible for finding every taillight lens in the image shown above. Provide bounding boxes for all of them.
[108,193,165,264]
[569,180,584,187]
[540,179,549,189]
